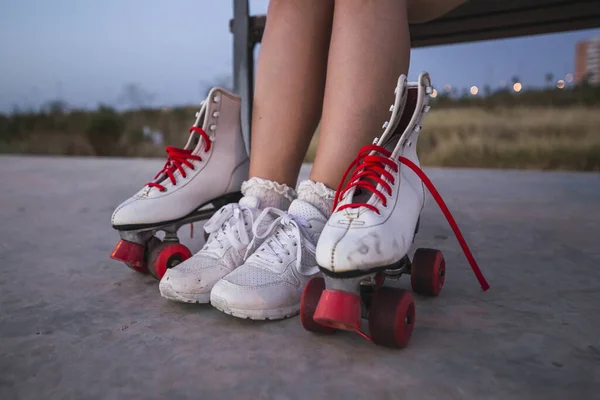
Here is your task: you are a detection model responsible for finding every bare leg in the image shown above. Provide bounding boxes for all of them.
[310,0,464,189]
[249,0,334,188]
[310,0,411,189]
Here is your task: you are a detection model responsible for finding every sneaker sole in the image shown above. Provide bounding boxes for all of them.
[159,280,210,304]
[210,294,299,320]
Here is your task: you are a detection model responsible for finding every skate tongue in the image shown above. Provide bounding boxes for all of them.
[239,195,260,209]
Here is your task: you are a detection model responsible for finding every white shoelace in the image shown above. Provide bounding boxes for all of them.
[203,203,253,252]
[247,207,319,276]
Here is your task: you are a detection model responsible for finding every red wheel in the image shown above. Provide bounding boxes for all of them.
[300,278,336,334]
[368,287,415,348]
[148,242,192,280]
[410,248,445,296]
[110,240,148,274]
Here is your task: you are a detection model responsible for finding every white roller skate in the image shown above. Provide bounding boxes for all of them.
[300,72,489,348]
[110,87,249,280]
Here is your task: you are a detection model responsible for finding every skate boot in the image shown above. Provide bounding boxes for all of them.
[301,72,489,348]
[159,178,297,303]
[110,87,249,280]
[210,180,334,320]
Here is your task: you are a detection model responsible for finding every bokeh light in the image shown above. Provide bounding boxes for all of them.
[470,86,479,95]
[557,80,565,89]
[431,88,438,98]
[443,84,452,92]
[565,74,573,83]
[513,82,522,92]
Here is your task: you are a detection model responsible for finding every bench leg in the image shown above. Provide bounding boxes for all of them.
[232,0,254,156]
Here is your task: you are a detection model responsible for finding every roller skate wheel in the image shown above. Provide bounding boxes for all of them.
[148,243,192,280]
[110,240,148,274]
[313,289,361,331]
[410,248,445,297]
[300,278,336,335]
[368,287,415,349]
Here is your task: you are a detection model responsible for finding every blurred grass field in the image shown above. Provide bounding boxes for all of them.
[2,106,599,171]
[306,107,600,171]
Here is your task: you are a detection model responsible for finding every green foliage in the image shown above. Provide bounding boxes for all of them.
[1,83,599,171]
[85,105,125,156]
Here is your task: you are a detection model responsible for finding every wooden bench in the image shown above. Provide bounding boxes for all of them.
[230,0,600,151]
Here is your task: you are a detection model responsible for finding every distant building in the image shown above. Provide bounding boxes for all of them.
[575,38,600,85]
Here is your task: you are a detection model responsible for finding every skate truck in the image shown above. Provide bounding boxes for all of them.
[110,88,249,279]
[299,72,490,349]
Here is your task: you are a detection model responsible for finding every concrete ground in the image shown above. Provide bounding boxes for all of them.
[1,155,599,400]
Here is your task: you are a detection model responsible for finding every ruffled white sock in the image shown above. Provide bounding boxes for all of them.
[241,177,296,210]
[296,180,336,218]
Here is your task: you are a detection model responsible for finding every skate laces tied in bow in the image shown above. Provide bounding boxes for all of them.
[333,144,490,291]
[203,203,253,251]
[147,127,211,192]
[248,208,319,276]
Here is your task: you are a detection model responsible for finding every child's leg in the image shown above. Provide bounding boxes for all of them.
[310,0,411,189]
[249,0,334,188]
[310,0,465,189]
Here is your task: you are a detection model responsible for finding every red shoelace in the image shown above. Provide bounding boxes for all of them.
[334,145,397,213]
[333,144,490,291]
[147,127,210,192]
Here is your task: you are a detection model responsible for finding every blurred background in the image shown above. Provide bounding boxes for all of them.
[1,0,599,171]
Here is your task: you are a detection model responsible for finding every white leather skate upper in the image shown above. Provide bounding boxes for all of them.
[316,72,433,274]
[112,87,249,227]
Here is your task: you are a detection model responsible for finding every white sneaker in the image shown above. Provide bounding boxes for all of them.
[159,196,268,303]
[210,199,326,320]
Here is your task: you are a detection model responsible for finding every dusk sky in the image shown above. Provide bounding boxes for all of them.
[1,0,599,113]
